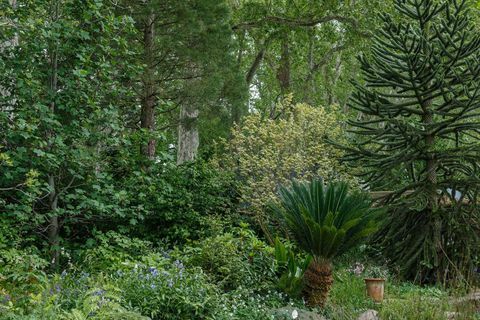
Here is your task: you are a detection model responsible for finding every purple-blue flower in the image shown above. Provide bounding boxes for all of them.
[149,267,159,277]
[173,260,184,270]
[1,294,11,304]
[93,289,106,296]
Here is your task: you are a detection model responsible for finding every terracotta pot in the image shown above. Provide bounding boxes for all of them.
[364,278,385,302]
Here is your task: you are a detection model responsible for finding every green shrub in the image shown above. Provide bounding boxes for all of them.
[180,226,276,291]
[78,231,154,272]
[214,99,355,240]
[0,248,49,308]
[119,160,237,243]
[114,262,220,320]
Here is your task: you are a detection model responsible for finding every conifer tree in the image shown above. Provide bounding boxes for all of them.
[344,0,480,283]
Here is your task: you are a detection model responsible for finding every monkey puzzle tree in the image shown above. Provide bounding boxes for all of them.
[344,0,480,283]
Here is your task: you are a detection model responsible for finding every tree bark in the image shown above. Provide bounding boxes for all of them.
[276,35,291,95]
[47,174,59,269]
[422,99,441,281]
[269,34,291,119]
[176,104,199,164]
[420,21,441,282]
[47,1,60,270]
[246,38,270,86]
[140,13,157,159]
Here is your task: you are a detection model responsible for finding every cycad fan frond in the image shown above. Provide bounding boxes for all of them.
[274,179,380,260]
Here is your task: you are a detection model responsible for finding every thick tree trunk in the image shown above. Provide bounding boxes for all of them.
[305,31,316,104]
[176,104,199,164]
[140,13,156,159]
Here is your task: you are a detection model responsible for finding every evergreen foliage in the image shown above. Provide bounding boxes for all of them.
[215,99,354,241]
[343,0,480,283]
[271,179,380,307]
[273,180,380,261]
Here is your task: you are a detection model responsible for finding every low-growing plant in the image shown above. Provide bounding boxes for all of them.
[78,231,154,272]
[364,265,389,279]
[324,268,375,319]
[114,262,220,319]
[0,248,49,308]
[274,238,312,298]
[378,296,449,320]
[61,284,148,320]
[212,287,291,320]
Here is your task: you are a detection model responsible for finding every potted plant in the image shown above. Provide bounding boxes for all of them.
[364,266,388,303]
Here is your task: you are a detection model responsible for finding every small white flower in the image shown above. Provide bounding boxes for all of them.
[292,309,298,319]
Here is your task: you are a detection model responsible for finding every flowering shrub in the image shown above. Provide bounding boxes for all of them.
[114,262,221,319]
[0,234,306,320]
[213,288,290,320]
[214,98,356,238]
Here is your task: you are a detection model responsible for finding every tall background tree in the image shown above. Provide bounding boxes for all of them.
[0,0,140,268]
[343,0,480,284]
[230,0,391,117]
[121,0,247,163]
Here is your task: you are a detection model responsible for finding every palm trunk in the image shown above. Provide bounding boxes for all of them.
[303,260,333,307]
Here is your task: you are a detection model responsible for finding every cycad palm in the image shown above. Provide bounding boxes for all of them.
[272,179,380,307]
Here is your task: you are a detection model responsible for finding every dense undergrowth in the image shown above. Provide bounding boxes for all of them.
[1,226,478,320]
